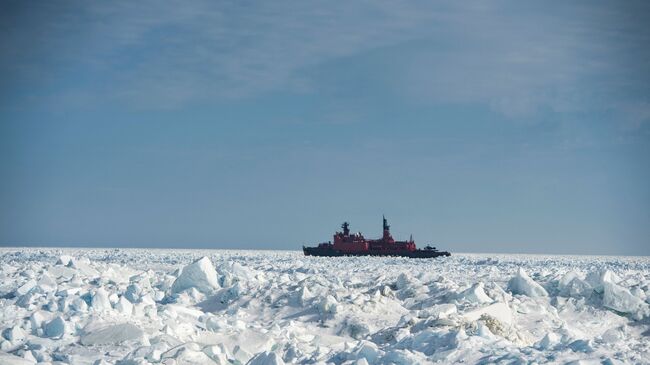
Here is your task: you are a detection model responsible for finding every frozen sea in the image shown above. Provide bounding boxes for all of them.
[0,248,649,364]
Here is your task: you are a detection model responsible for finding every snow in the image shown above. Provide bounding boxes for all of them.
[462,302,513,326]
[0,248,649,364]
[0,352,36,365]
[602,281,650,318]
[91,287,113,312]
[115,296,134,315]
[507,268,549,297]
[80,323,145,346]
[248,351,286,365]
[29,311,49,331]
[56,255,73,266]
[15,279,36,297]
[171,256,220,294]
[456,282,492,303]
[2,326,25,342]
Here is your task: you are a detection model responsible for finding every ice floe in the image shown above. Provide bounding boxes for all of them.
[0,248,648,364]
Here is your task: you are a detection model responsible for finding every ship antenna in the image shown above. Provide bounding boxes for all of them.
[342,221,350,236]
[383,215,390,231]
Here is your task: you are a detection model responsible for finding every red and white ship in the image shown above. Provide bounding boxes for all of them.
[303,216,451,258]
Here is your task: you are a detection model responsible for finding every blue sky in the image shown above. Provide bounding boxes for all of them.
[1,1,649,254]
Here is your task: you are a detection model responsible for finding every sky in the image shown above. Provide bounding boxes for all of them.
[1,1,649,255]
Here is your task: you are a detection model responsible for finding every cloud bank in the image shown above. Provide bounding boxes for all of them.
[1,1,649,124]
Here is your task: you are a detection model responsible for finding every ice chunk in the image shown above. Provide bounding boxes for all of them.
[462,302,513,326]
[297,285,312,306]
[56,255,73,266]
[409,329,458,356]
[68,258,99,277]
[560,277,592,298]
[15,279,37,296]
[567,339,594,353]
[115,296,134,315]
[317,295,338,319]
[203,345,229,364]
[558,271,581,290]
[171,257,220,294]
[47,265,77,280]
[507,268,548,297]
[456,282,492,303]
[601,327,625,343]
[395,273,418,290]
[22,351,36,363]
[29,311,49,331]
[2,326,25,342]
[349,341,381,363]
[421,304,457,319]
[248,351,285,365]
[155,342,215,364]
[36,274,57,293]
[91,288,113,312]
[0,352,36,365]
[44,316,66,338]
[586,269,621,294]
[630,287,645,300]
[230,261,257,282]
[80,323,145,345]
[602,281,649,317]
[346,318,371,339]
[71,296,89,312]
[536,332,561,349]
[233,345,254,364]
[125,283,142,303]
[558,271,591,297]
[16,291,37,308]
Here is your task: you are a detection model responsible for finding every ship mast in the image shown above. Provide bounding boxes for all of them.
[341,221,350,236]
[382,215,393,242]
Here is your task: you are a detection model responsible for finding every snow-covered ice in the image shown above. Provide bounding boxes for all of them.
[0,248,649,364]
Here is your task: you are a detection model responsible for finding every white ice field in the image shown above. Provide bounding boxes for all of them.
[1,248,649,365]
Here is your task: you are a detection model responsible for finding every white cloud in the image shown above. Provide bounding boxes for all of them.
[1,0,648,123]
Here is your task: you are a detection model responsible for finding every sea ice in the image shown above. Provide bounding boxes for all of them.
[91,287,112,312]
[462,302,513,326]
[507,268,548,297]
[1,248,648,364]
[2,326,25,342]
[602,281,649,318]
[0,352,36,365]
[560,277,592,298]
[171,256,220,294]
[15,279,36,297]
[248,351,286,365]
[456,282,492,303]
[56,255,73,266]
[586,269,621,293]
[115,295,134,315]
[421,303,457,319]
[43,316,65,338]
[80,323,145,346]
